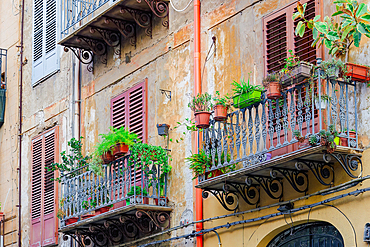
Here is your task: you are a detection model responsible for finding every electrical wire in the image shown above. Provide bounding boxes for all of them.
[170,0,193,12]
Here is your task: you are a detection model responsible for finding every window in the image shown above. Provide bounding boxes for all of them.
[263,0,320,74]
[110,79,148,142]
[32,0,59,85]
[30,127,58,247]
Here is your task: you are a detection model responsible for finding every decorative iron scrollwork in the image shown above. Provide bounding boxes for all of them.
[105,17,136,47]
[323,153,362,178]
[246,176,283,200]
[295,160,334,186]
[202,185,239,211]
[90,26,120,47]
[270,168,308,194]
[121,7,152,37]
[136,0,169,27]
[76,36,107,64]
[226,183,260,206]
[62,210,170,246]
[63,46,94,72]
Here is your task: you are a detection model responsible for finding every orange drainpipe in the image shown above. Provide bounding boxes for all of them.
[194,0,203,246]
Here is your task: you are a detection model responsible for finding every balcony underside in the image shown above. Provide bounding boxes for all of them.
[59,0,168,66]
[60,204,172,247]
[196,145,362,211]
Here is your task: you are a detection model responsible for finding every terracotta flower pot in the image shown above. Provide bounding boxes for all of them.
[194,111,211,129]
[214,105,228,121]
[345,62,370,82]
[154,197,169,206]
[81,214,95,220]
[66,217,78,225]
[205,169,224,179]
[101,152,115,164]
[112,142,129,158]
[298,139,310,149]
[95,206,111,215]
[340,137,348,147]
[349,131,356,139]
[266,81,281,100]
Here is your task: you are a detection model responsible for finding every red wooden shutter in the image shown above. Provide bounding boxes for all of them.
[264,13,287,74]
[294,0,317,64]
[111,93,127,129]
[31,137,43,247]
[30,128,58,247]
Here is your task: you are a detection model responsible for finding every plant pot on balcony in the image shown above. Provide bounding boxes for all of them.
[112,142,129,158]
[154,196,169,206]
[194,111,211,129]
[95,206,111,215]
[345,62,370,82]
[281,62,312,88]
[340,137,348,146]
[349,131,356,139]
[66,217,78,225]
[214,105,228,121]
[205,169,224,179]
[126,196,149,205]
[157,124,170,136]
[266,81,282,100]
[81,214,95,220]
[101,152,115,164]
[298,138,310,149]
[314,97,328,110]
[233,90,263,109]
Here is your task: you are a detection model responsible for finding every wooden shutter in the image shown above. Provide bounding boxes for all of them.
[30,127,58,247]
[111,79,147,142]
[32,0,59,85]
[264,0,320,74]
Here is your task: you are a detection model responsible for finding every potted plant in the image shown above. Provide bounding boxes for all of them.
[126,186,149,205]
[188,93,213,129]
[321,59,348,80]
[293,130,310,148]
[262,72,282,99]
[213,91,230,121]
[157,124,170,136]
[186,149,234,180]
[280,50,313,87]
[232,77,264,109]
[319,125,339,153]
[58,198,78,225]
[294,0,370,82]
[314,95,330,110]
[309,134,318,146]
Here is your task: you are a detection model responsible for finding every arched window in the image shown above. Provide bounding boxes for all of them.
[267,222,344,247]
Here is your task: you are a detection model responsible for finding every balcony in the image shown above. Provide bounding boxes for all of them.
[196,72,363,211]
[0,48,7,128]
[59,0,169,66]
[59,154,171,246]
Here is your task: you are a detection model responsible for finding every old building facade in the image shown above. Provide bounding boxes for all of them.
[1,0,370,246]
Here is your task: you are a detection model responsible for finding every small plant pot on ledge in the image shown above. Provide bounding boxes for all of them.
[112,143,129,158]
[194,111,211,129]
[81,214,95,220]
[266,82,282,100]
[205,169,224,179]
[157,124,170,136]
[95,206,111,215]
[281,62,312,88]
[154,197,169,206]
[66,217,78,225]
[214,105,228,121]
[126,197,149,205]
[314,98,328,110]
[345,62,370,82]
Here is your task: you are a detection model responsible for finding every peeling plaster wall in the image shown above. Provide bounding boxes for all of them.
[0,0,368,246]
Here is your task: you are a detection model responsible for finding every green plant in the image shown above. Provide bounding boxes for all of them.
[280,50,301,75]
[95,126,138,157]
[319,124,339,152]
[82,197,97,210]
[186,149,234,180]
[320,59,348,80]
[293,130,306,143]
[262,72,283,87]
[232,77,263,98]
[48,137,90,182]
[213,91,230,107]
[294,0,370,61]
[309,135,318,145]
[188,93,213,112]
[127,186,148,197]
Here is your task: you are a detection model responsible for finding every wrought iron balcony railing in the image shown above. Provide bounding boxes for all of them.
[60,154,168,227]
[200,68,359,182]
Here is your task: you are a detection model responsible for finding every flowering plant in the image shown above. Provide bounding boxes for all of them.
[82,197,97,210]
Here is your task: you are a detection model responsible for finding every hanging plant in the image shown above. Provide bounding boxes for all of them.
[232,77,263,108]
[213,91,230,121]
[188,93,213,128]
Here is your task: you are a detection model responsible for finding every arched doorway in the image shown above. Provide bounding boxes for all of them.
[267,222,344,247]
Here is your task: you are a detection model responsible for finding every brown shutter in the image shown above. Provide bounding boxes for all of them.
[264,13,287,74]
[111,93,127,129]
[294,0,317,64]
[30,127,58,247]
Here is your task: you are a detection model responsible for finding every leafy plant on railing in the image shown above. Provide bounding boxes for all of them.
[126,186,149,204]
[186,149,234,180]
[232,77,263,97]
[48,137,90,182]
[319,124,339,153]
[293,0,370,62]
[293,130,306,143]
[262,72,283,87]
[309,135,318,145]
[280,50,301,75]
[213,91,231,107]
[188,92,213,112]
[320,59,348,79]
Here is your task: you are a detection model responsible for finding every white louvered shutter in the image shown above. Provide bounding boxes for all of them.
[32,0,59,85]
